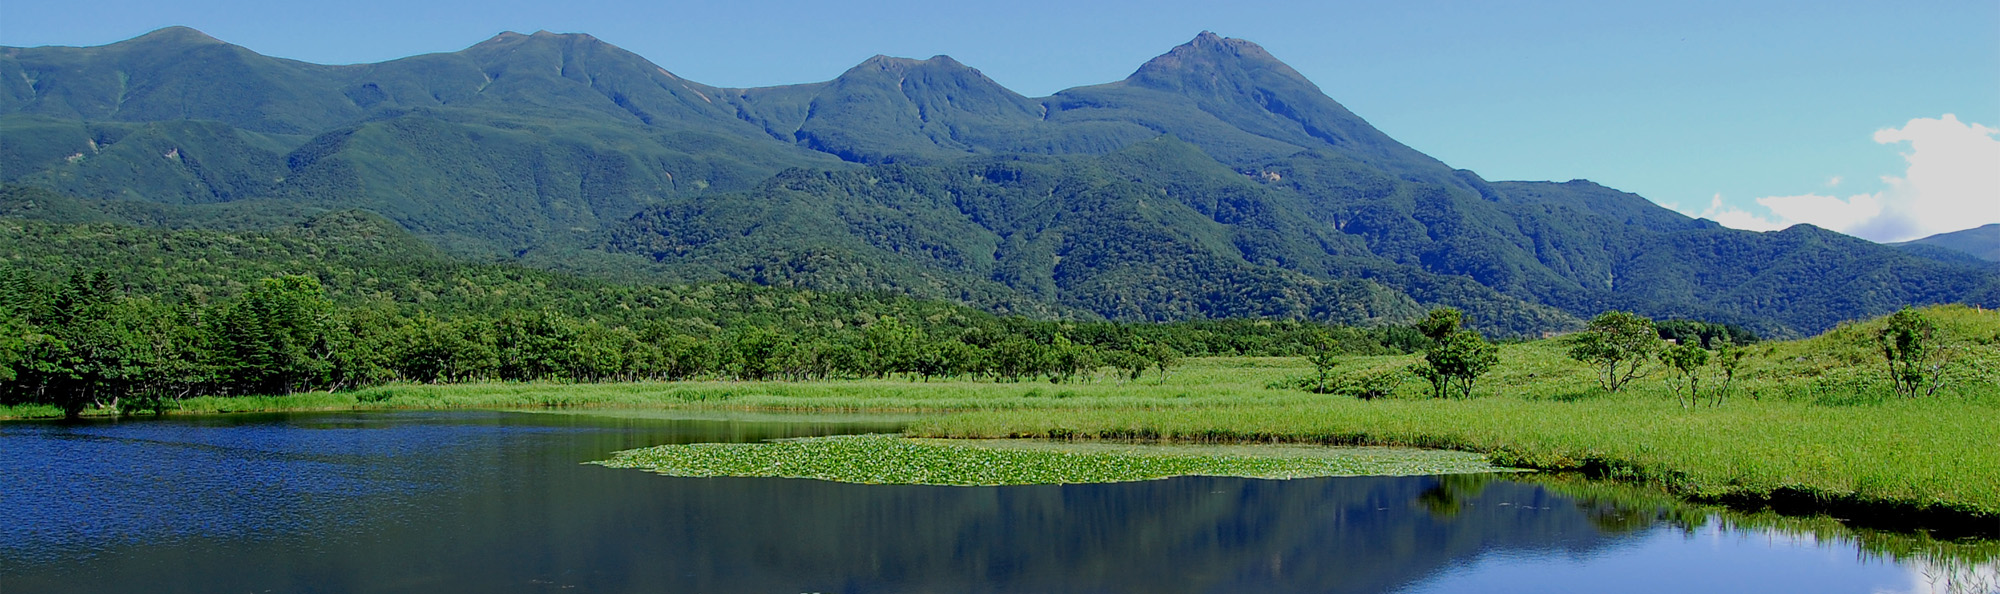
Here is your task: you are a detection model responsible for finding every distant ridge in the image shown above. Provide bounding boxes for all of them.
[1897,224,2000,262]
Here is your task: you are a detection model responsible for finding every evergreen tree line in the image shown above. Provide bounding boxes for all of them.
[0,269,1432,418]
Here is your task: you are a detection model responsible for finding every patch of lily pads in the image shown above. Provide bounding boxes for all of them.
[592,434,1519,486]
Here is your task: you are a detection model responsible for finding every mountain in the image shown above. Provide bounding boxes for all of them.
[4,28,1994,336]
[1897,224,2000,262]
[1,28,843,253]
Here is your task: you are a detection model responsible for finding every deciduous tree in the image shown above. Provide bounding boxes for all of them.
[1567,311,1662,392]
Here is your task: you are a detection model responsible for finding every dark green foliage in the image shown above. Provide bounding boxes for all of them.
[1403,307,1497,399]
[1414,308,1464,343]
[1568,311,1662,392]
[208,275,335,395]
[0,216,1423,410]
[598,145,1439,327]
[1412,328,1498,399]
[1655,319,1760,349]
[1877,307,1945,398]
[1285,366,1406,399]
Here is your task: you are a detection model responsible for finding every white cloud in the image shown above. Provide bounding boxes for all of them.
[1690,193,1787,231]
[1757,192,1884,231]
[1868,114,2000,241]
[1701,114,2000,242]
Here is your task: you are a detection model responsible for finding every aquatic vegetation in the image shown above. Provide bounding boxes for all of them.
[594,434,1513,486]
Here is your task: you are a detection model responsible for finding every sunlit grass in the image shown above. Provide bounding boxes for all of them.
[908,394,2000,516]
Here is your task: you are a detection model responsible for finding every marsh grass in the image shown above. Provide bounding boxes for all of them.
[592,434,1510,486]
[910,396,2000,522]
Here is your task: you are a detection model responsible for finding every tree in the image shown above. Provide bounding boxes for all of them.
[1412,329,1497,399]
[987,336,1047,382]
[731,327,792,381]
[1414,308,1463,343]
[1567,311,1662,392]
[0,312,28,385]
[912,339,979,381]
[1712,345,1746,407]
[1140,341,1182,383]
[1103,349,1150,383]
[1877,307,1946,398]
[1407,308,1474,398]
[1656,319,1760,349]
[1307,329,1341,394]
[493,310,579,381]
[861,316,921,378]
[645,334,707,380]
[1660,343,1710,408]
[1043,335,1098,384]
[208,275,335,394]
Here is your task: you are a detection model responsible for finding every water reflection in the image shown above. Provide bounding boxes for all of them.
[0,411,1988,593]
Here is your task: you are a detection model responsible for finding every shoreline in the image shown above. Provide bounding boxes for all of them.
[910,428,2000,541]
[10,394,1997,540]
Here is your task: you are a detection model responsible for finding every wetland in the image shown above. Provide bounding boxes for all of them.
[3,410,1994,593]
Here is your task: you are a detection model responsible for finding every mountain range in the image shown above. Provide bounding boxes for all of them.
[1898,224,2000,263]
[3,27,1994,336]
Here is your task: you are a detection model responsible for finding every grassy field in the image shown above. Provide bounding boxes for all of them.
[6,306,1997,531]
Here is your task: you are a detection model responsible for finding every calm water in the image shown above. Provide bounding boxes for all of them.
[0,411,1981,593]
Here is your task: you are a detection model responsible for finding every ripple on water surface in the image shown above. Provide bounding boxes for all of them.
[0,411,570,565]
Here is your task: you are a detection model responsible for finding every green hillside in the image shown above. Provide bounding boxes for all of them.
[1898,224,2000,262]
[3,28,1993,336]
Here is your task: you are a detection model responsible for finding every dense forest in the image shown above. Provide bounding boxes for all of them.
[1,213,1446,417]
[0,211,1764,419]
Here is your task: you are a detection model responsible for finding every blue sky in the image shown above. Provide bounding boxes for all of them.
[5,0,1994,240]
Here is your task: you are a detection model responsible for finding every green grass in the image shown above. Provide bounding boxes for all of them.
[593,434,1509,486]
[908,395,2000,519]
[897,306,2000,523]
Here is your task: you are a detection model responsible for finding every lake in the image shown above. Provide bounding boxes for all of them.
[1,410,1988,593]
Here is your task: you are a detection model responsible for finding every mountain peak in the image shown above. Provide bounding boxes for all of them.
[858,54,969,71]
[1131,32,1294,80]
[530,30,601,42]
[123,26,225,47]
[470,30,610,51]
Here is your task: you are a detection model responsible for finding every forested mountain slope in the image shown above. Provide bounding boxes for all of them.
[4,28,1992,336]
[1898,224,2000,262]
